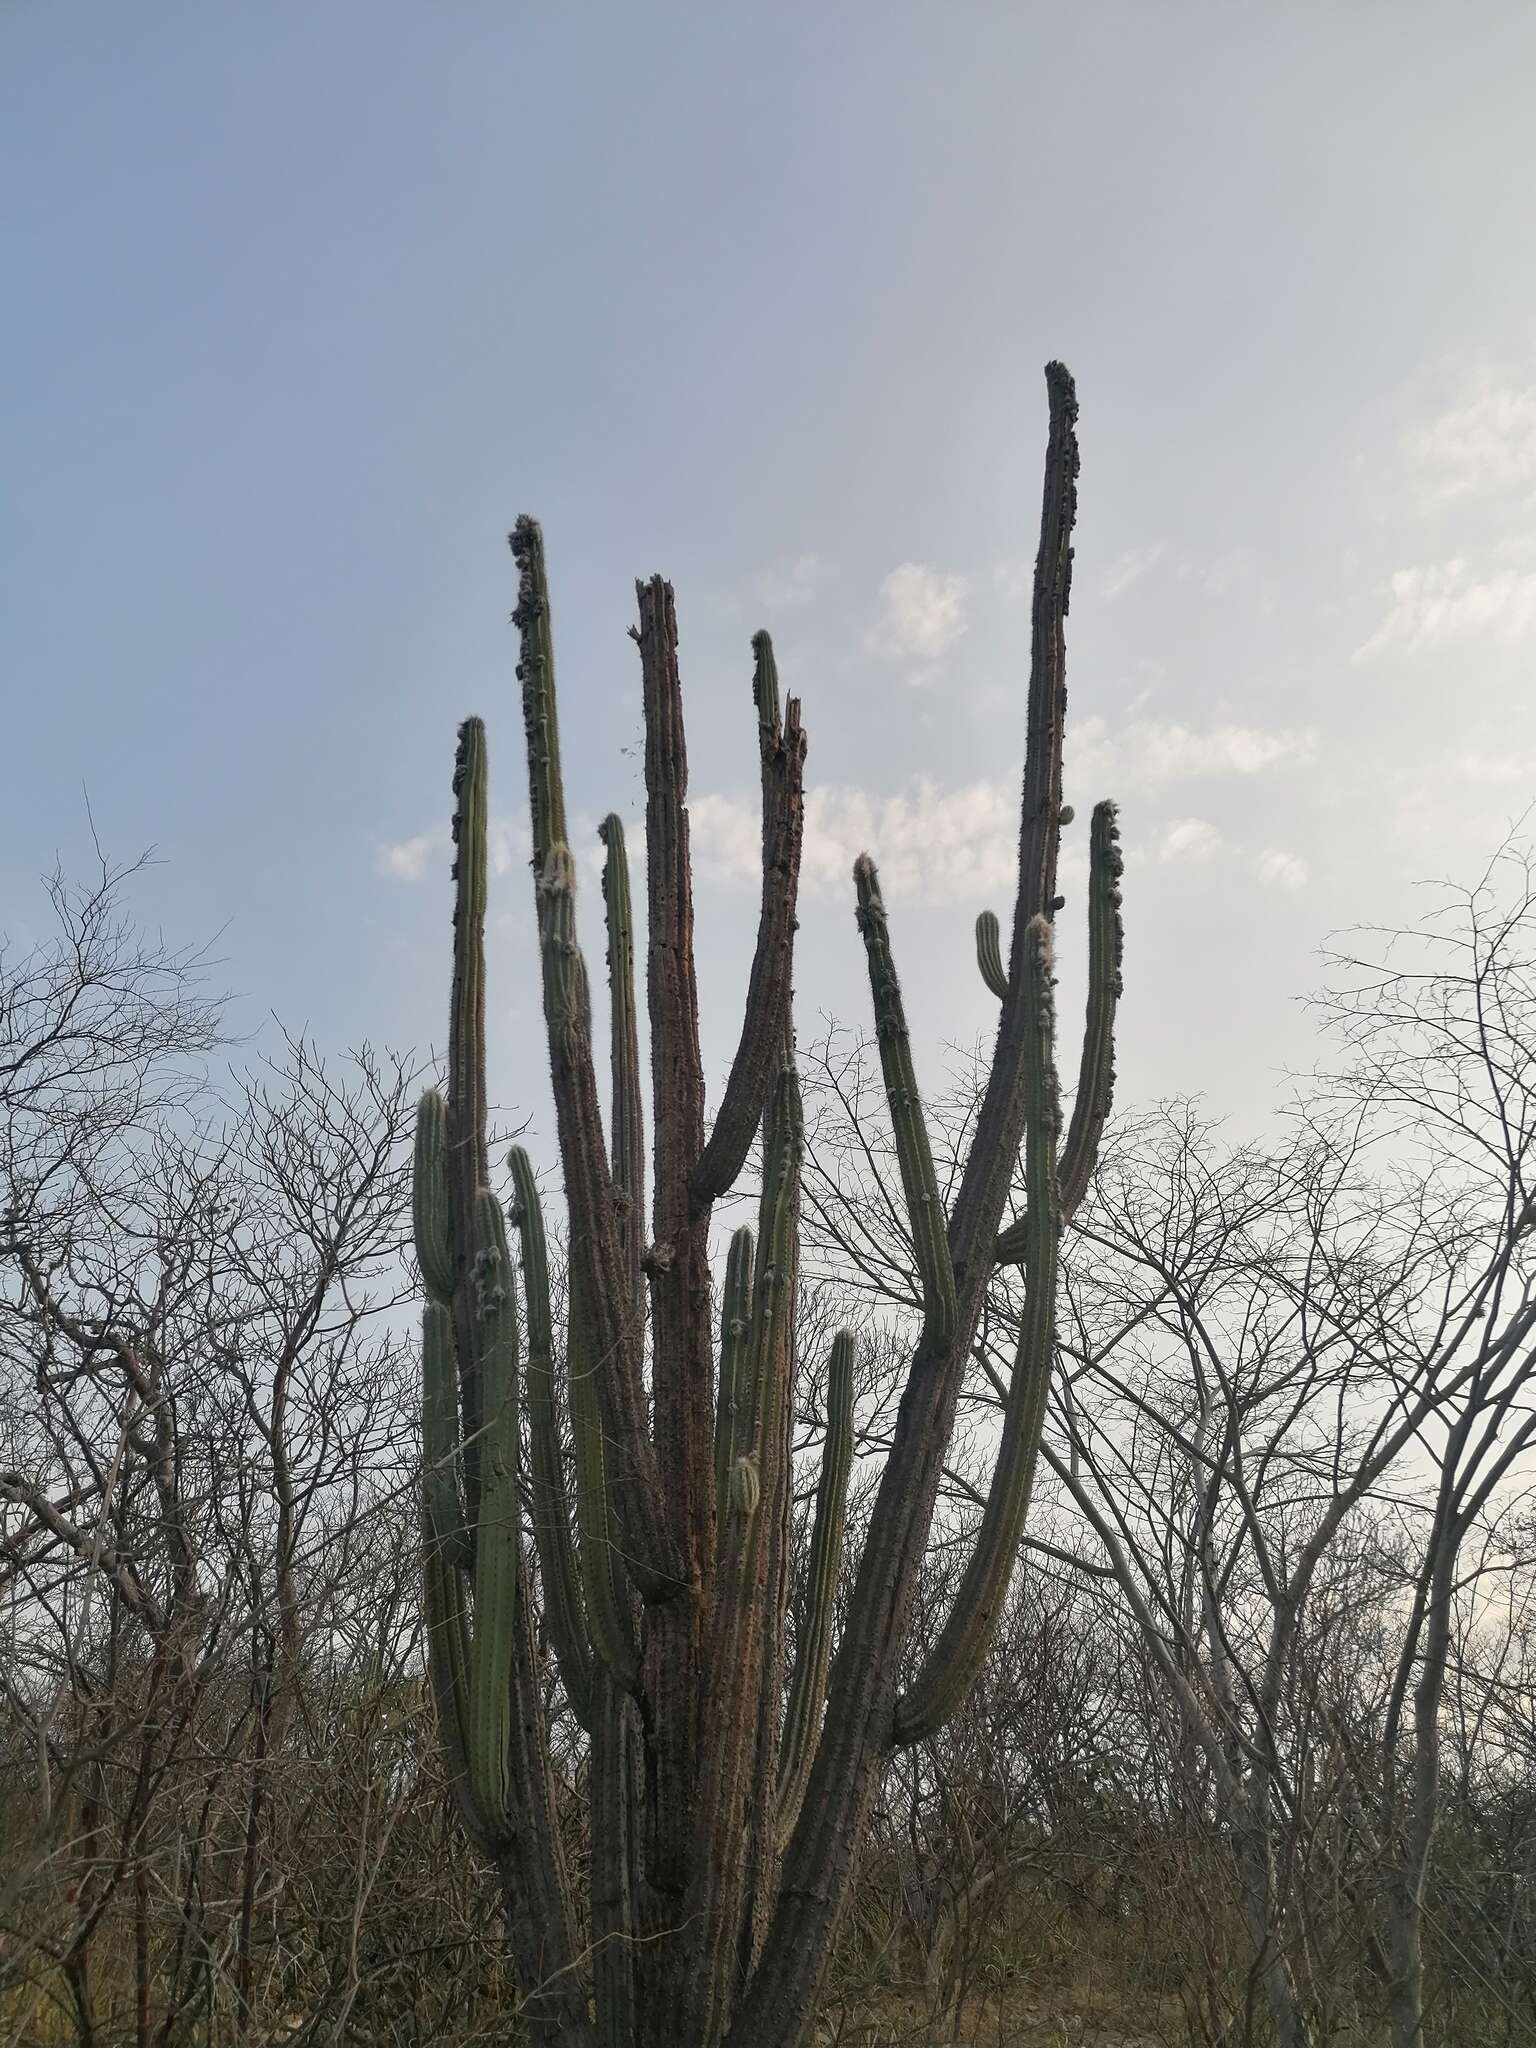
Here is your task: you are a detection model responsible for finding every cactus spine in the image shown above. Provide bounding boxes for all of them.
[412,365,1123,2048]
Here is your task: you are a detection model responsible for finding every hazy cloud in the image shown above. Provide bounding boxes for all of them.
[1354,559,1536,659]
[1459,749,1536,786]
[1254,847,1309,890]
[694,776,1020,907]
[1101,544,1166,599]
[1074,715,1317,785]
[376,828,445,883]
[1408,383,1536,504]
[1158,817,1224,864]
[376,816,521,883]
[754,553,835,613]
[865,562,969,665]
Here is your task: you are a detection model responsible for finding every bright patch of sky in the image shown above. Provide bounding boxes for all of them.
[4,1,1536,1161]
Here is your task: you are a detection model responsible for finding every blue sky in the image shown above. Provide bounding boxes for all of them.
[6,1,1536,1159]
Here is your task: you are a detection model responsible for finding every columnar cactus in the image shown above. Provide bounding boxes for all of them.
[414,364,1124,2047]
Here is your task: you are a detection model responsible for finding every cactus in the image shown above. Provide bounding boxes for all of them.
[413,364,1123,2048]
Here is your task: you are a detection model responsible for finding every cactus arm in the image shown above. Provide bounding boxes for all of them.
[507,1145,594,1728]
[995,795,1124,1262]
[421,1301,478,1833]
[413,1088,456,1305]
[631,572,719,1909]
[776,1330,856,1847]
[689,633,808,1210]
[422,1205,592,2041]
[599,815,646,1319]
[448,721,491,1498]
[712,1225,756,1529]
[853,856,958,1358]
[465,1210,594,2034]
[538,844,680,1603]
[566,1261,641,1691]
[466,1190,522,1838]
[421,1298,472,1576]
[974,910,1010,1001]
[1058,798,1124,1214]
[893,915,1062,1744]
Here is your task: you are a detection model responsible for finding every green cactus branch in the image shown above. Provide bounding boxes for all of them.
[853,855,957,1359]
[777,1330,856,1847]
[447,720,491,1499]
[713,1225,756,1531]
[508,1144,594,1728]
[1060,798,1124,1214]
[413,1088,456,1306]
[975,910,1010,1001]
[994,794,1124,1263]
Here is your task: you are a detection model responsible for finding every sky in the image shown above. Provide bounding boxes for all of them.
[5,1,1536,1172]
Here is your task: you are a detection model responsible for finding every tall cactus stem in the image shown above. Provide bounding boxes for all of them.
[467,1188,523,1839]
[448,720,491,1491]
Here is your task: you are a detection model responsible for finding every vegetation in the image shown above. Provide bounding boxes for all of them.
[2,370,1533,2047]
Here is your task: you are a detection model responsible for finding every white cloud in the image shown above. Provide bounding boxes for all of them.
[754,553,834,613]
[1073,716,1317,787]
[376,827,445,882]
[1254,848,1309,890]
[1408,384,1536,503]
[1101,544,1166,599]
[1158,817,1223,865]
[1459,749,1536,786]
[865,562,969,665]
[688,793,763,885]
[1354,559,1536,659]
[376,815,522,883]
[693,777,1027,908]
